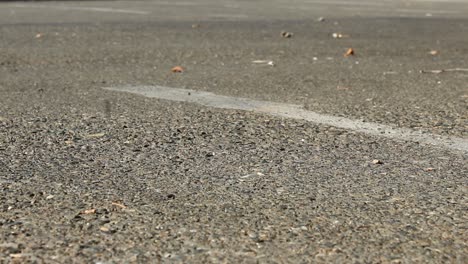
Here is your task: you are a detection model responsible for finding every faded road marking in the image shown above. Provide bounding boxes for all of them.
[104,85,468,154]
[10,4,149,15]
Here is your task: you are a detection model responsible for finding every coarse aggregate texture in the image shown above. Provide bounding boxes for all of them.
[1,86,467,263]
[0,0,467,263]
[0,18,466,137]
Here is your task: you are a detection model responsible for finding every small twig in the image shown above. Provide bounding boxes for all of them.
[252,60,275,66]
[111,202,127,209]
[420,68,468,74]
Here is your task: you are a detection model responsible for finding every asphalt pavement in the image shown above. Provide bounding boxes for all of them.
[0,0,467,263]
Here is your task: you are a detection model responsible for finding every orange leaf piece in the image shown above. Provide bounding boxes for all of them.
[171,66,184,73]
[344,48,354,57]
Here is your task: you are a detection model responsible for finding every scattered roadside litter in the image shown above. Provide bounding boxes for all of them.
[372,159,383,164]
[429,50,438,55]
[318,17,325,22]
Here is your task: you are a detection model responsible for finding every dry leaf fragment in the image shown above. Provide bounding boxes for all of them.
[100,226,110,232]
[82,209,96,215]
[424,167,435,172]
[171,66,184,73]
[111,202,127,209]
[281,31,293,38]
[344,48,354,57]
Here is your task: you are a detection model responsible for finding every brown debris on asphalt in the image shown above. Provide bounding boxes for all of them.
[281,31,293,38]
[424,167,435,172]
[171,66,184,73]
[344,48,355,57]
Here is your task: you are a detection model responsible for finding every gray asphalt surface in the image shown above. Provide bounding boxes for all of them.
[0,0,467,263]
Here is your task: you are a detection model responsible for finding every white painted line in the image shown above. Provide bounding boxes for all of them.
[208,14,249,19]
[284,0,387,7]
[395,9,460,14]
[10,4,149,15]
[104,85,468,154]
